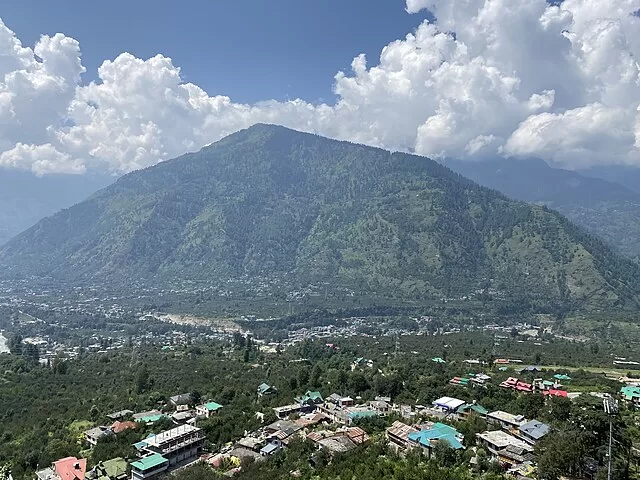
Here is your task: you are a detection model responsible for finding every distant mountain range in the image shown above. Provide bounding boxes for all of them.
[1,124,639,312]
[443,158,640,260]
[0,170,112,246]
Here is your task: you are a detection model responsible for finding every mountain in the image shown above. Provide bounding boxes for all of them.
[580,165,640,195]
[1,124,639,311]
[0,170,113,246]
[443,158,640,260]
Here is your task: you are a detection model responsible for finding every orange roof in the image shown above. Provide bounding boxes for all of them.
[111,420,137,434]
[54,457,87,480]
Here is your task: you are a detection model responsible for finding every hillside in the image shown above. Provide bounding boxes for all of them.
[1,124,639,310]
[0,170,112,246]
[444,158,640,260]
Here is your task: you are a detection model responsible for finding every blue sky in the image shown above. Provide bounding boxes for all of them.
[0,0,638,175]
[2,0,429,104]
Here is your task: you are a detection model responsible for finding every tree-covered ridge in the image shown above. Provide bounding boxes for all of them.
[2,124,640,310]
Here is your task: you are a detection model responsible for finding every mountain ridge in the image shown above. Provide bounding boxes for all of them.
[443,157,640,259]
[2,124,639,311]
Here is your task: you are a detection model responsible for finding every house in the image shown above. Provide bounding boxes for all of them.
[476,431,534,466]
[344,426,369,445]
[456,403,488,418]
[449,377,470,386]
[110,421,137,434]
[273,403,302,419]
[553,374,572,381]
[195,401,223,418]
[542,389,568,398]
[407,423,464,457]
[515,381,533,393]
[327,393,353,408]
[621,386,640,406]
[36,457,88,480]
[260,441,282,456]
[257,383,277,397]
[499,377,519,389]
[317,434,357,454]
[133,425,205,469]
[522,366,541,373]
[295,391,323,406]
[518,420,550,444]
[432,396,466,413]
[386,421,419,450]
[133,410,166,424]
[264,419,303,443]
[470,373,491,386]
[171,410,195,424]
[84,426,113,447]
[130,454,169,480]
[487,411,527,433]
[169,394,191,407]
[295,412,330,428]
[86,458,128,480]
[106,410,133,421]
[432,357,446,364]
[369,399,390,414]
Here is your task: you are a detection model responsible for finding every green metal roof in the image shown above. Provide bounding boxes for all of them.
[131,454,168,471]
[204,401,223,411]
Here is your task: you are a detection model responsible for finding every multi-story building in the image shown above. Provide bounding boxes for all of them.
[129,425,205,479]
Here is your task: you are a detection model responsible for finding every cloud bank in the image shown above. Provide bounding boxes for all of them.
[1,0,639,175]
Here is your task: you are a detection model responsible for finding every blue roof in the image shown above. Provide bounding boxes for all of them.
[261,443,280,454]
[408,423,464,450]
[519,420,550,440]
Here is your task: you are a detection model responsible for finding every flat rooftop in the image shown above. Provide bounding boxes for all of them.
[487,410,527,425]
[145,424,201,447]
[477,430,532,450]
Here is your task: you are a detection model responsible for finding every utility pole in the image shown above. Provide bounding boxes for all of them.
[604,398,619,480]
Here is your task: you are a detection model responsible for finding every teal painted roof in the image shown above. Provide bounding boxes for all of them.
[408,423,463,450]
[432,357,446,363]
[204,401,223,411]
[554,374,571,380]
[621,386,640,398]
[131,453,168,471]
[457,403,488,415]
[348,410,377,419]
[135,414,165,423]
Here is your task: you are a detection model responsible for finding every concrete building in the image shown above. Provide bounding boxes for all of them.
[141,424,205,466]
[130,454,169,480]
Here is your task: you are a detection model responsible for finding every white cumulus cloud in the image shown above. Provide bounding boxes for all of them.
[1,0,640,174]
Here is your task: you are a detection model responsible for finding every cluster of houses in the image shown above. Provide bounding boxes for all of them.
[448,368,572,398]
[34,394,224,480]
[386,395,550,475]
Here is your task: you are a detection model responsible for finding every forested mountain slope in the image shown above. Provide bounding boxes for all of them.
[1,124,639,310]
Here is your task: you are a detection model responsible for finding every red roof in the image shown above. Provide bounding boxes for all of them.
[111,420,137,434]
[515,382,532,392]
[54,457,86,480]
[494,359,510,364]
[543,389,568,397]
